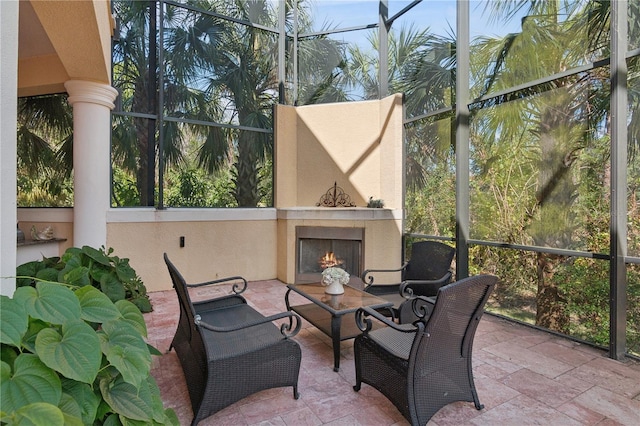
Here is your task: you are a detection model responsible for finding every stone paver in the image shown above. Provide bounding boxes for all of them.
[145,280,640,425]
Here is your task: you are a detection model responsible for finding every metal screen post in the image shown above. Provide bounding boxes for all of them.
[455,0,470,278]
[609,0,628,360]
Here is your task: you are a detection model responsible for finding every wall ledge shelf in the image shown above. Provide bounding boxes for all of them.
[17,238,67,265]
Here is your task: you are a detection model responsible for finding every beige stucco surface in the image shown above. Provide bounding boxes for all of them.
[274,95,405,283]
[107,219,278,292]
[275,94,404,210]
[18,0,114,96]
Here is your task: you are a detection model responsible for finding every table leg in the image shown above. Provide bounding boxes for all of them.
[330,314,342,372]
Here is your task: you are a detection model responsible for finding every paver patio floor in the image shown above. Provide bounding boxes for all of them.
[145,279,640,425]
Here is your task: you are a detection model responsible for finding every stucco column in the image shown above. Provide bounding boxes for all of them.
[0,0,19,296]
[64,80,118,249]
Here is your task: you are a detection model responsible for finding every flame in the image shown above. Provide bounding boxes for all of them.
[319,251,344,269]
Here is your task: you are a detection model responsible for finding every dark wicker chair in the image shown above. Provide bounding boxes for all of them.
[361,241,455,322]
[353,274,497,426]
[164,254,302,426]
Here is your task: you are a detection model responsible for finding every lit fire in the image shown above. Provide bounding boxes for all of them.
[319,251,344,269]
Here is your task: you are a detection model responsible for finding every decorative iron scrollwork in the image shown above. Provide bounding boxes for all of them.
[317,182,356,207]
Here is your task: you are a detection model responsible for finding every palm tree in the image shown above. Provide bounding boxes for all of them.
[471,0,629,332]
[166,0,349,206]
[113,0,200,206]
[112,0,351,207]
[16,94,74,206]
[346,24,456,190]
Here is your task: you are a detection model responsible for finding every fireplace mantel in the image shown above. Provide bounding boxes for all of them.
[277,207,402,221]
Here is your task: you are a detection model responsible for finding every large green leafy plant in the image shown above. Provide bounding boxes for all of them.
[0,282,178,425]
[16,246,152,313]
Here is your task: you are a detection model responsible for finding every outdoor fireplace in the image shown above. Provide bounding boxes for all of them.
[296,226,363,283]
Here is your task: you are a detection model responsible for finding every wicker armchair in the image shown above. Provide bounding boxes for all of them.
[164,254,302,426]
[361,241,455,322]
[353,274,497,425]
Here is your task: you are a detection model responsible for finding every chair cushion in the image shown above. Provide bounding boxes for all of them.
[368,324,415,360]
[198,304,285,360]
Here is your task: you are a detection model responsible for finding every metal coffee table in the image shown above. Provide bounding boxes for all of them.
[285,281,394,371]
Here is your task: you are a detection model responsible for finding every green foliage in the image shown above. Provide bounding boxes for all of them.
[164,166,237,207]
[405,162,456,237]
[16,246,152,314]
[17,170,73,207]
[471,246,538,324]
[111,167,140,207]
[366,197,385,208]
[17,94,74,207]
[0,283,178,425]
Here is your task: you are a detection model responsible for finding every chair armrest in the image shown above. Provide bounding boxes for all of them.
[186,275,248,295]
[361,262,409,289]
[355,306,418,334]
[400,296,436,321]
[398,271,452,297]
[195,311,302,338]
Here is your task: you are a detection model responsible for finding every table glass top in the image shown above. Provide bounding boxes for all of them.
[287,282,393,313]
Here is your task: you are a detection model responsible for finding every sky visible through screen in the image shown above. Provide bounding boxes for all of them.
[308,0,525,40]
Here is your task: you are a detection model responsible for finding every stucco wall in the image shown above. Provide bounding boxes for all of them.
[106,209,278,292]
[1,0,19,296]
[17,208,74,254]
[274,95,405,283]
[275,94,404,209]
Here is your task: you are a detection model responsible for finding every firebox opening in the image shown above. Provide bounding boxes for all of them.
[296,226,363,283]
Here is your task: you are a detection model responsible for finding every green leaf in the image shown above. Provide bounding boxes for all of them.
[1,346,19,369]
[144,375,167,423]
[147,343,162,356]
[130,296,153,313]
[16,261,42,284]
[115,300,147,337]
[114,259,136,282]
[61,413,85,426]
[3,402,65,426]
[21,318,49,353]
[60,249,83,267]
[0,296,28,347]
[95,399,113,422]
[61,378,100,424]
[75,286,121,324]
[99,376,154,421]
[16,261,39,274]
[40,256,62,268]
[0,353,62,413]
[99,320,150,387]
[102,414,122,426]
[60,265,91,287]
[13,283,81,325]
[104,345,150,388]
[35,320,101,384]
[100,273,126,302]
[120,418,152,426]
[81,245,112,266]
[58,393,85,426]
[34,267,60,283]
[164,408,180,426]
[1,360,10,381]
[89,267,109,285]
